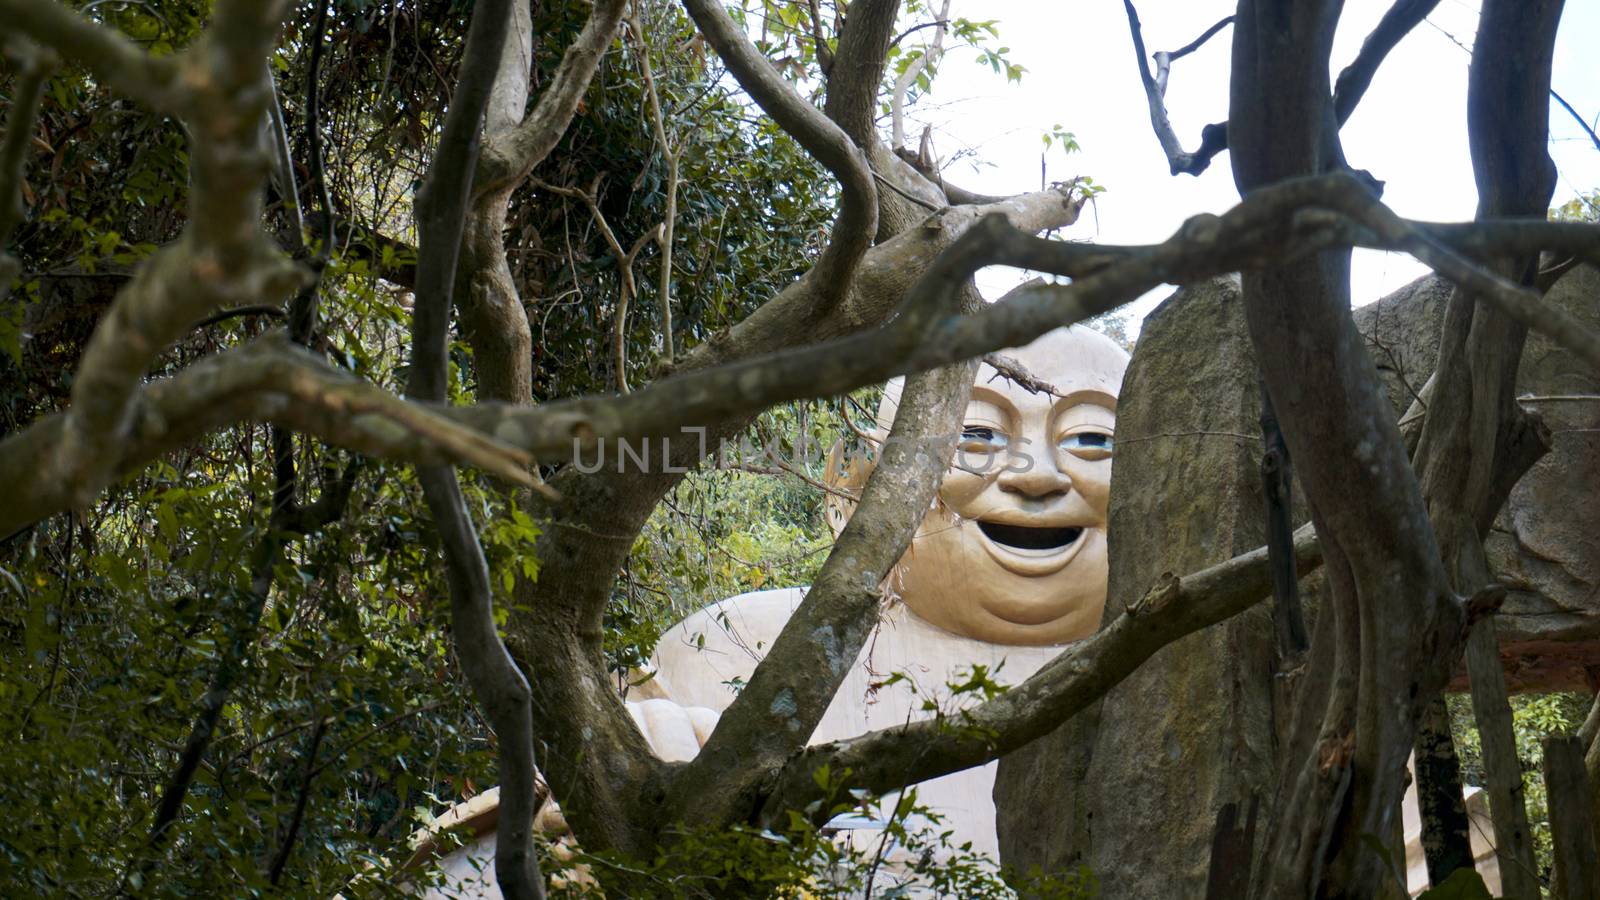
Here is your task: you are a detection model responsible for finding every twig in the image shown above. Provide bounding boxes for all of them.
[1551,89,1600,154]
[1122,0,1232,176]
[626,6,682,363]
[0,38,55,248]
[267,714,329,885]
[530,175,661,393]
[192,303,287,329]
[890,0,951,150]
[981,352,1061,396]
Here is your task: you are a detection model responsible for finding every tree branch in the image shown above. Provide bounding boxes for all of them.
[35,0,301,507]
[0,37,53,305]
[1125,0,1441,178]
[267,715,329,885]
[0,335,540,538]
[0,0,182,114]
[890,0,951,150]
[982,351,1062,397]
[529,175,661,393]
[682,0,875,312]
[1331,0,1442,125]
[1551,89,1600,154]
[762,526,1323,818]
[0,38,52,247]
[405,0,544,892]
[625,6,682,362]
[475,0,629,197]
[5,178,1596,538]
[1122,0,1232,176]
[1151,15,1232,106]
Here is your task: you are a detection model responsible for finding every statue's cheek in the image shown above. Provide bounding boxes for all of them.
[938,467,993,512]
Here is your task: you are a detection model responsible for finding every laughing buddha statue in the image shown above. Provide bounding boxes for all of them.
[633,324,1129,865]
[419,325,1128,895]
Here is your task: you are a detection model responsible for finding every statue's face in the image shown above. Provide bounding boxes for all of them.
[886,327,1127,645]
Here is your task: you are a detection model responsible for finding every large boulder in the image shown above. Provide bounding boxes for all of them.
[1353,265,1600,690]
[995,277,1283,897]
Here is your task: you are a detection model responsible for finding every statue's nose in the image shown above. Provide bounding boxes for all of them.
[996,447,1073,498]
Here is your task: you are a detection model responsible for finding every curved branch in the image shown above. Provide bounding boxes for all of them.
[676,338,977,825]
[5,180,1597,541]
[406,0,545,893]
[1124,0,1441,177]
[0,39,53,248]
[0,0,181,113]
[682,0,875,311]
[475,0,629,196]
[762,526,1323,818]
[889,0,950,150]
[1122,0,1232,176]
[1331,0,1442,125]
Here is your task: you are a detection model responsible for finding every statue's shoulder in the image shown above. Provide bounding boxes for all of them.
[645,587,807,711]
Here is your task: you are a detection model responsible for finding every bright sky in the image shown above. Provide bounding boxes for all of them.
[900,0,1600,328]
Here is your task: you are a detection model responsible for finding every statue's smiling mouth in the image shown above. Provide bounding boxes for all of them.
[976,521,1084,552]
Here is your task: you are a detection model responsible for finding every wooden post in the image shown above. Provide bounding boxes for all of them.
[1542,735,1600,900]
[1465,622,1541,898]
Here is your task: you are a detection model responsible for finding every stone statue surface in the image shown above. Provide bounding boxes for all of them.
[642,325,1129,864]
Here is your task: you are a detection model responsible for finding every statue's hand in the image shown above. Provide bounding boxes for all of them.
[625,698,719,762]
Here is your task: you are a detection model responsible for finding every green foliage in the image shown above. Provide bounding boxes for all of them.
[1448,691,1593,889]
[611,392,878,675]
[0,455,498,895]
[550,765,1096,899]
[1552,189,1600,222]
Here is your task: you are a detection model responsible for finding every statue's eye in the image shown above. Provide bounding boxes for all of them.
[958,426,1008,453]
[1059,431,1113,459]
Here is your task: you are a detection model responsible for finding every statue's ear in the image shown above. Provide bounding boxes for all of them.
[823,437,875,539]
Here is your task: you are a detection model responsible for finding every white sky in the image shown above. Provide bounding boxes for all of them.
[897,0,1600,329]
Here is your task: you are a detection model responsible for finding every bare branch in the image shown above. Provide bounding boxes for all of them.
[1151,15,1232,101]
[475,0,629,196]
[0,37,53,305]
[406,0,546,892]
[1551,89,1600,154]
[31,0,299,507]
[1,179,1595,540]
[0,0,181,113]
[890,0,951,150]
[625,6,682,362]
[1125,0,1441,178]
[1322,193,1600,374]
[682,0,875,311]
[0,38,53,248]
[1122,0,1231,176]
[982,351,1062,397]
[762,526,1323,817]
[530,175,661,393]
[0,336,540,538]
[1332,0,1442,125]
[678,359,979,825]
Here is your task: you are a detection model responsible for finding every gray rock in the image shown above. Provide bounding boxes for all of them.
[1354,266,1600,690]
[996,276,1282,897]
